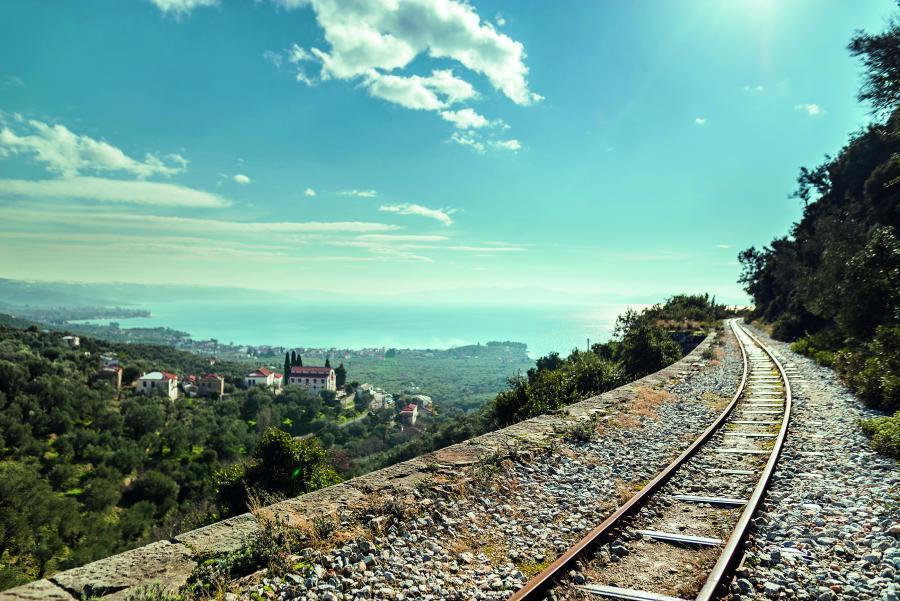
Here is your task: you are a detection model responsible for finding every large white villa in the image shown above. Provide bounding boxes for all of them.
[137,371,179,400]
[287,366,336,395]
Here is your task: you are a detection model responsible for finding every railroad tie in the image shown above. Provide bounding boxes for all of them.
[575,583,690,601]
[710,468,755,475]
[731,420,778,425]
[671,494,748,506]
[632,529,724,546]
[724,432,777,438]
[714,448,769,454]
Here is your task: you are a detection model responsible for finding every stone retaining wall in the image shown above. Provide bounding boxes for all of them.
[2,333,715,601]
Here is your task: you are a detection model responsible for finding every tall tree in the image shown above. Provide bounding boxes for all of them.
[334,363,347,388]
[849,11,900,116]
[325,357,331,368]
[297,355,302,367]
[290,350,296,367]
[283,352,290,379]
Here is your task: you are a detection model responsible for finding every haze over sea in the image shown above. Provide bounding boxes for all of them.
[107,301,640,358]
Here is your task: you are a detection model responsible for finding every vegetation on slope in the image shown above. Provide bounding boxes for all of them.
[361,294,730,469]
[0,326,337,589]
[736,12,900,452]
[490,294,727,426]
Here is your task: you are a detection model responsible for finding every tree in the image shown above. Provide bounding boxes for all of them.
[297,355,302,367]
[615,312,682,379]
[290,350,296,367]
[334,363,347,388]
[214,428,341,516]
[123,471,179,517]
[283,352,290,381]
[849,14,900,116]
[325,357,331,368]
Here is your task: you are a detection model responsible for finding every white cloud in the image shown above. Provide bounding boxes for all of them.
[495,13,506,27]
[449,131,485,153]
[340,189,378,198]
[359,234,448,242]
[742,84,764,93]
[4,75,25,88]
[493,139,521,151]
[0,177,229,208]
[233,173,252,184]
[287,44,318,85]
[446,245,525,252]
[148,0,217,16]
[379,202,454,226]
[364,69,476,110]
[717,244,732,249]
[304,187,317,197]
[440,108,490,129]
[273,0,540,132]
[263,50,283,68]
[795,103,823,116]
[0,118,186,178]
[694,117,707,125]
[0,206,400,234]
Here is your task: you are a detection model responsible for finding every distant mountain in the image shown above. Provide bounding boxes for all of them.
[0,278,296,308]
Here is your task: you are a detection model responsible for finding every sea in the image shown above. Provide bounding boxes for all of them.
[87,301,646,358]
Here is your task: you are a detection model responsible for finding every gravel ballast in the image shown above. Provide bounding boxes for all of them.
[730,326,899,601]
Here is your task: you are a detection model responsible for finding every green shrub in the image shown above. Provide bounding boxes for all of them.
[214,428,341,515]
[835,326,900,412]
[812,350,835,367]
[859,412,900,458]
[790,338,811,355]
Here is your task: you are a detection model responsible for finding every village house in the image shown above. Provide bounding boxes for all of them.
[198,373,225,398]
[288,365,336,395]
[137,371,179,400]
[180,375,199,397]
[399,403,418,426]
[96,366,123,389]
[61,335,80,348]
[245,367,283,389]
[410,394,433,411]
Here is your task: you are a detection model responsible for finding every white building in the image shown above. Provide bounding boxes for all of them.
[137,371,179,400]
[288,366,336,395]
[245,367,283,389]
[62,335,80,348]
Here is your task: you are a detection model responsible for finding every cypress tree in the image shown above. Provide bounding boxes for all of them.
[298,355,303,367]
[283,352,290,380]
[290,350,297,367]
[325,357,331,368]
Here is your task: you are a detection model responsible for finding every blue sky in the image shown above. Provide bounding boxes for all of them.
[0,0,892,304]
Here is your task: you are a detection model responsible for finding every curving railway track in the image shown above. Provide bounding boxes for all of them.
[509,319,793,601]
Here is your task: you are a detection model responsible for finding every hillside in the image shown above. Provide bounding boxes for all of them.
[0,324,534,587]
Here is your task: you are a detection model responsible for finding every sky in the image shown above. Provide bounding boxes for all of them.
[0,0,893,305]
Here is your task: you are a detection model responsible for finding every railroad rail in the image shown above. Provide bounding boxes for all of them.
[509,319,792,601]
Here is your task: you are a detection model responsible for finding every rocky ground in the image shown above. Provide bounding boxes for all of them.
[729,327,899,601]
[243,329,744,600]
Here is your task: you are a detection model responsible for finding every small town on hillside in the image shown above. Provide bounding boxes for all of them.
[68,333,434,430]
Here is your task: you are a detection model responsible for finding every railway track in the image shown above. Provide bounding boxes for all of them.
[509,319,792,601]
